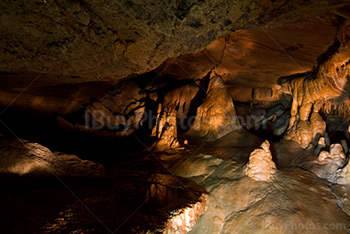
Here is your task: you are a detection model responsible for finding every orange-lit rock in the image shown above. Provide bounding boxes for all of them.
[246,140,276,182]
[145,173,208,233]
[283,19,350,148]
[152,83,201,151]
[188,73,241,142]
[3,0,344,81]
[317,144,345,164]
[156,14,340,106]
[310,112,326,143]
[286,120,313,149]
[310,143,346,183]
[152,106,181,152]
[163,193,208,234]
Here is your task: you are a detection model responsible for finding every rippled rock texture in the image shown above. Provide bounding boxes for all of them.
[0,0,348,80]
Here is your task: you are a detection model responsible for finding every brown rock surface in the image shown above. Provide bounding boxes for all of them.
[156,13,343,105]
[152,106,181,152]
[246,140,276,182]
[167,134,350,234]
[283,19,350,147]
[0,1,349,81]
[0,136,106,177]
[146,173,208,234]
[188,73,241,142]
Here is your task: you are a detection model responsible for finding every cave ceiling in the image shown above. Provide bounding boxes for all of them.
[1,0,350,115]
[0,0,349,81]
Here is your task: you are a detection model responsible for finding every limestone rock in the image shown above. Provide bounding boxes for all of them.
[314,137,326,155]
[310,112,326,143]
[146,173,208,234]
[0,137,106,177]
[169,136,349,234]
[330,143,346,160]
[188,73,241,142]
[75,80,147,136]
[284,19,350,145]
[151,84,201,152]
[317,144,345,166]
[337,161,350,185]
[163,193,208,234]
[0,0,346,80]
[311,143,346,183]
[152,106,180,152]
[246,140,276,182]
[293,120,313,149]
[318,151,332,163]
[157,14,342,108]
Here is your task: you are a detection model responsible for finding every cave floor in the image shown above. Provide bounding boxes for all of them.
[0,130,349,234]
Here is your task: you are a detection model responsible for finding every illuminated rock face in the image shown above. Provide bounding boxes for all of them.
[152,106,181,152]
[189,73,241,142]
[163,194,208,234]
[318,144,345,164]
[246,140,276,182]
[0,0,345,81]
[145,173,208,234]
[2,3,350,234]
[0,137,106,177]
[283,20,350,148]
[151,83,201,151]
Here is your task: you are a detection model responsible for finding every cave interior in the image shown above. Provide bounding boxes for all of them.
[1,1,350,233]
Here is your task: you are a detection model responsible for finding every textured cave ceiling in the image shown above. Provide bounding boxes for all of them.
[0,1,349,116]
[0,0,349,80]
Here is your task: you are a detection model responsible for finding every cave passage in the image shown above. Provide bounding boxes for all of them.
[1,1,350,234]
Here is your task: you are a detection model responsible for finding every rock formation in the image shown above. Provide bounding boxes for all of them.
[283,19,350,148]
[146,173,208,234]
[308,143,347,183]
[246,140,276,182]
[0,0,347,81]
[0,136,106,177]
[188,73,241,142]
[2,2,350,233]
[74,80,147,137]
[152,105,181,152]
[151,83,202,151]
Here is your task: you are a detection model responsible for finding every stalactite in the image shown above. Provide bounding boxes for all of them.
[283,19,350,148]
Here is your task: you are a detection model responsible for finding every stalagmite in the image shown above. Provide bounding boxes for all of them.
[310,112,326,143]
[246,140,276,182]
[188,72,241,142]
[314,137,326,155]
